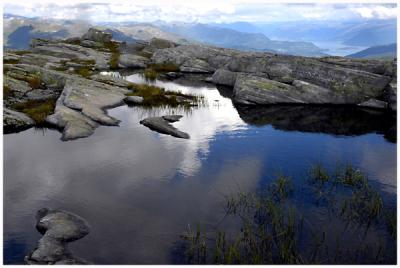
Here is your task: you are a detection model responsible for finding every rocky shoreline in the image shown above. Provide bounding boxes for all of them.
[3,28,397,140]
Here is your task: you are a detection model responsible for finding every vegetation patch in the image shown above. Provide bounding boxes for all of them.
[143,68,158,80]
[126,83,201,107]
[103,41,120,69]
[3,84,12,98]
[12,98,56,125]
[74,67,92,78]
[10,50,31,56]
[180,163,396,264]
[4,58,20,64]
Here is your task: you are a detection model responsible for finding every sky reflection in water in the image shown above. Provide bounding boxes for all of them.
[3,73,396,264]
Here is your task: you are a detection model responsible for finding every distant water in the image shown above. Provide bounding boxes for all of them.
[3,73,396,264]
[312,41,368,56]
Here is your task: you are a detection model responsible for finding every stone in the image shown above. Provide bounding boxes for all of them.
[233,74,304,105]
[163,72,182,79]
[152,44,393,105]
[3,108,35,134]
[149,38,176,49]
[211,69,238,86]
[162,115,183,122]
[140,116,189,139]
[118,53,148,69]
[81,28,112,43]
[125,96,144,104]
[358,99,388,109]
[25,208,90,265]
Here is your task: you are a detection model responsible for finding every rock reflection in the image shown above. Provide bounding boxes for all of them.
[236,105,396,143]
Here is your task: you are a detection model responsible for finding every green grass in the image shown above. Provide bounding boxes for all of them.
[12,99,56,125]
[126,83,200,107]
[75,67,92,78]
[103,41,120,69]
[143,68,158,80]
[13,73,43,89]
[310,163,329,184]
[180,163,395,264]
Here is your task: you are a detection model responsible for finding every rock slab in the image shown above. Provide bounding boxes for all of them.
[140,115,189,139]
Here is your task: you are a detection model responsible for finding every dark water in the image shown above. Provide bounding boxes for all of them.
[3,73,396,264]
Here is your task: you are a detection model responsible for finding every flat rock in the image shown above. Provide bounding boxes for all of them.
[3,108,35,134]
[140,116,189,139]
[25,208,90,265]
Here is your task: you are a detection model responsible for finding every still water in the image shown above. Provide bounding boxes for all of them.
[3,73,396,264]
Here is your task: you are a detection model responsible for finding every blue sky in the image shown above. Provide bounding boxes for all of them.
[3,1,397,23]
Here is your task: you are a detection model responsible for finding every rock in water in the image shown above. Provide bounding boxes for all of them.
[140,115,189,139]
[358,99,388,109]
[25,208,90,265]
[3,108,35,134]
[125,96,144,105]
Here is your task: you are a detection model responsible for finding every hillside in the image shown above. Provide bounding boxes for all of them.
[347,43,397,59]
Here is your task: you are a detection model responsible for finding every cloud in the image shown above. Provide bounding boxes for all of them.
[3,1,398,23]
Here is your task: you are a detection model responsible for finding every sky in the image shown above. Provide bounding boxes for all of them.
[3,0,398,23]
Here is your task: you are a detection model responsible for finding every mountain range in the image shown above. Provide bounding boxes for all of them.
[3,13,397,58]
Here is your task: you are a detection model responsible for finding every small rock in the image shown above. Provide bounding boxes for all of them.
[163,72,182,79]
[125,96,144,104]
[358,99,388,109]
[162,115,183,122]
[140,116,189,139]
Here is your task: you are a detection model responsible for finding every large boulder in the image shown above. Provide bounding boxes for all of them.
[81,28,112,43]
[211,69,238,86]
[233,74,348,105]
[152,44,394,105]
[118,53,149,69]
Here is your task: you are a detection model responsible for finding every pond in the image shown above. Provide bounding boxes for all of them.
[3,72,396,264]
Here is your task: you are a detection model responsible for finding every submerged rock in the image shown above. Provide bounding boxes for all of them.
[140,115,189,139]
[25,208,90,265]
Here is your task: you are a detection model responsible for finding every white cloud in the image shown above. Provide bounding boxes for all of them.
[3,1,398,23]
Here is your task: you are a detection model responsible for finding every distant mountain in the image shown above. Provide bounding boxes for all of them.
[210,22,263,34]
[155,22,326,56]
[253,19,397,47]
[346,43,397,59]
[3,15,144,49]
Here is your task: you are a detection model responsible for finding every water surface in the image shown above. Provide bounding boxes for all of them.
[4,73,396,264]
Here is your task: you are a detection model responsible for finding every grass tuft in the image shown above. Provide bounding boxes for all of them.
[126,83,200,107]
[12,99,56,125]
